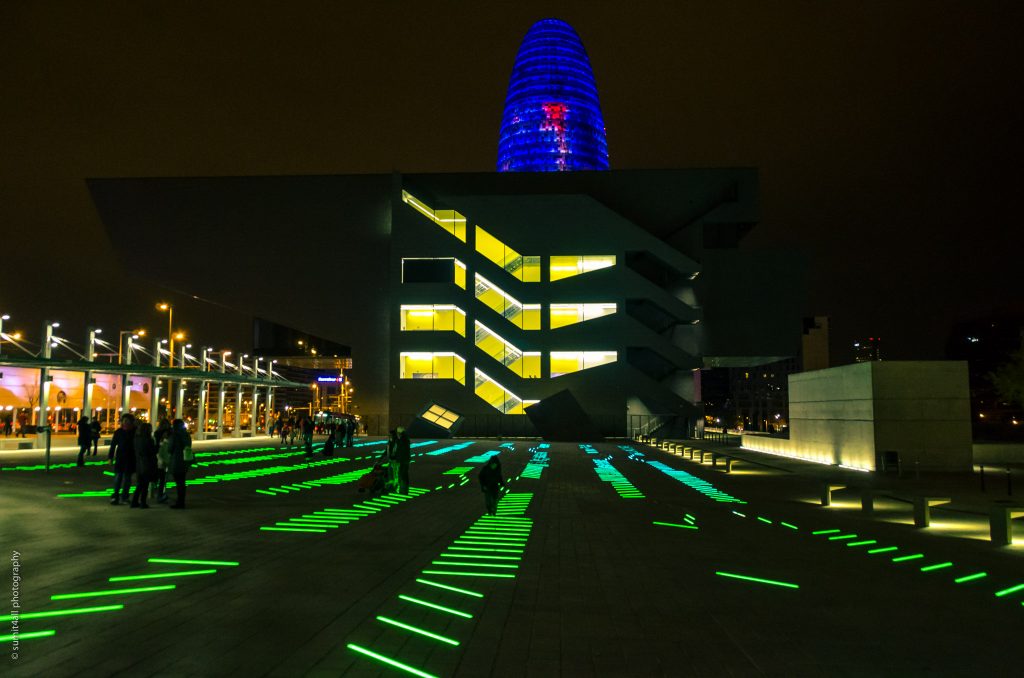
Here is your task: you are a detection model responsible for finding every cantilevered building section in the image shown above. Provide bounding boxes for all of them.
[498,18,609,172]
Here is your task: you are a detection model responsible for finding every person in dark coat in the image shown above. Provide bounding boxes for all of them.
[152,418,172,503]
[322,427,335,457]
[108,414,136,505]
[301,416,314,457]
[393,426,411,494]
[344,417,355,447]
[167,418,193,509]
[76,416,92,467]
[90,416,101,455]
[478,457,507,516]
[131,422,157,508]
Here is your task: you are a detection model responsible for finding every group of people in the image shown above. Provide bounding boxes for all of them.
[75,416,103,465]
[3,412,34,438]
[106,414,193,509]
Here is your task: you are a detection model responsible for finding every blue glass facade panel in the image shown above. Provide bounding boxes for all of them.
[498,18,609,172]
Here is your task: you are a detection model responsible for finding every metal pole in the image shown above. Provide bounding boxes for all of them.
[40,321,54,464]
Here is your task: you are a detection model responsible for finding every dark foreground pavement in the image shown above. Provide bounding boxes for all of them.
[2,437,1022,677]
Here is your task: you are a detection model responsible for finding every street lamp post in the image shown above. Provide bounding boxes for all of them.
[150,338,164,423]
[0,314,8,357]
[217,351,229,439]
[176,343,190,419]
[197,347,210,440]
[250,356,261,437]
[234,354,246,438]
[82,328,101,419]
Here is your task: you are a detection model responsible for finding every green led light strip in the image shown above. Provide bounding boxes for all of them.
[447,546,523,554]
[398,594,473,618]
[440,553,521,561]
[347,643,438,678]
[453,540,525,548]
[148,558,239,567]
[0,629,56,642]
[415,578,484,598]
[109,569,216,582]
[421,570,516,578]
[827,534,857,541]
[652,521,698,530]
[431,561,517,569]
[732,511,747,518]
[260,526,326,533]
[994,583,1024,598]
[920,562,953,572]
[52,585,176,600]
[377,615,459,645]
[780,522,799,530]
[892,554,924,563]
[846,540,877,547]
[756,517,772,524]
[812,529,840,535]
[954,572,988,584]
[715,571,799,589]
[0,604,123,622]
[867,546,898,554]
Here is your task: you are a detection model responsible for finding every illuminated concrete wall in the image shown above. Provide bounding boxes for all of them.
[743,361,971,471]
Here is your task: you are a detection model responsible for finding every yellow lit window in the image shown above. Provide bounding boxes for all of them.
[473,368,538,414]
[421,404,462,430]
[399,305,466,336]
[549,255,616,281]
[475,226,540,282]
[474,321,541,378]
[401,190,467,242]
[399,352,466,384]
[549,303,617,329]
[550,351,618,377]
[474,274,541,330]
[454,259,467,289]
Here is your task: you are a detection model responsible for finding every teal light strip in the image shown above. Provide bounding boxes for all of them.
[954,572,988,584]
[652,521,698,530]
[994,583,1024,598]
[347,643,438,678]
[376,615,459,646]
[0,630,55,642]
[148,558,239,567]
[715,571,799,589]
[398,594,473,618]
[892,554,925,563]
[52,585,176,600]
[109,569,216,582]
[0,604,123,622]
[415,578,484,598]
[920,562,954,572]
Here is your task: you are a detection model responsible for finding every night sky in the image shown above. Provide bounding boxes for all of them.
[3,1,1022,364]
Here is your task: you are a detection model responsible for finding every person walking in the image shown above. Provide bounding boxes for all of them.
[301,416,314,457]
[392,426,411,494]
[76,415,92,467]
[153,418,172,503]
[90,416,101,455]
[478,456,507,516]
[167,418,193,509]
[108,414,137,505]
[3,415,11,437]
[17,411,28,437]
[131,422,157,508]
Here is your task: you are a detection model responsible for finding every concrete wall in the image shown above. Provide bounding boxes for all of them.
[973,443,1024,465]
[742,361,972,472]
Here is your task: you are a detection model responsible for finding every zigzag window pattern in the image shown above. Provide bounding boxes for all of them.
[400,352,466,384]
[401,190,467,242]
[475,226,541,282]
[474,368,538,414]
[474,273,541,330]
[474,320,541,378]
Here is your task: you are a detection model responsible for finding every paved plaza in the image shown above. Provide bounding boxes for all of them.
[2,436,1022,677]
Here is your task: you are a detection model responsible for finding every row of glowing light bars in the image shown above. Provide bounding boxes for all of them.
[347,492,535,678]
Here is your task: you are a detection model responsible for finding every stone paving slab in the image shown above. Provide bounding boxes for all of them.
[2,438,1023,677]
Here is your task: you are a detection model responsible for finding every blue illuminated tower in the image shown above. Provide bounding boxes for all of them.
[498,18,609,172]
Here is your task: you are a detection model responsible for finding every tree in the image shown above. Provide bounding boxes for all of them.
[989,348,1024,408]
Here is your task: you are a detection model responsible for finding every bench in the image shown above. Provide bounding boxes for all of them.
[990,504,1024,546]
[711,452,735,473]
[820,483,846,507]
[858,489,950,527]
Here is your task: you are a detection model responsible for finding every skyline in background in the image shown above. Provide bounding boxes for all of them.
[2,2,1022,365]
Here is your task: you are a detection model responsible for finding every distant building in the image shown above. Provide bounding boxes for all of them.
[801,316,830,371]
[853,337,881,363]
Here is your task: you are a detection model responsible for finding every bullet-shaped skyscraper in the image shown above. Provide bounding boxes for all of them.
[498,18,609,172]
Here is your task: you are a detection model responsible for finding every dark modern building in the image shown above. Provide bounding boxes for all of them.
[89,169,805,438]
